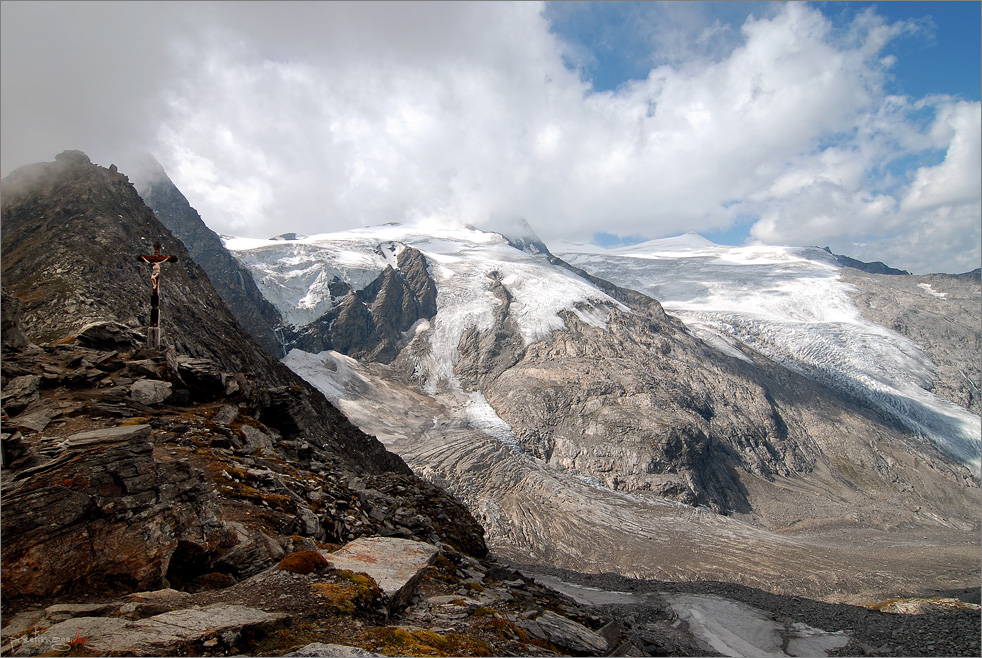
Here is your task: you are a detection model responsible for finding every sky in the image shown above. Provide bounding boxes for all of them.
[1,1,979,274]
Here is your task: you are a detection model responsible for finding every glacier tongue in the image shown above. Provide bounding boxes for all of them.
[558,238,981,473]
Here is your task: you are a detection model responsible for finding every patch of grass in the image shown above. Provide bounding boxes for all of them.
[471,606,499,618]
[310,570,381,613]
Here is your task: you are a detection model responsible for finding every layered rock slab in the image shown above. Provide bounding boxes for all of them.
[322,537,439,610]
[10,603,286,656]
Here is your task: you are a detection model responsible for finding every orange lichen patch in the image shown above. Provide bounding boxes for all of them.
[119,417,151,426]
[357,627,493,657]
[279,551,331,575]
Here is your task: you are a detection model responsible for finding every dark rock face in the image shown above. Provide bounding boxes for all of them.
[1,289,29,351]
[291,247,438,363]
[1,424,225,596]
[133,157,286,358]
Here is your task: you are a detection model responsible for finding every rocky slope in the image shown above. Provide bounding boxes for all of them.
[132,156,287,357]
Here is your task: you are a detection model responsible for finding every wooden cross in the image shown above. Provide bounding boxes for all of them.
[138,241,178,348]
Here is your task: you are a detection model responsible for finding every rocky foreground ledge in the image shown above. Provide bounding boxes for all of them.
[0,321,697,656]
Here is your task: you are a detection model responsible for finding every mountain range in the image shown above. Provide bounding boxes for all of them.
[124,159,982,604]
[3,149,979,613]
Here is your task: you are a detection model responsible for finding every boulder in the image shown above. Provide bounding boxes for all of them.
[239,424,274,452]
[8,407,59,433]
[214,532,285,579]
[66,423,152,448]
[1,375,40,415]
[323,537,439,611]
[213,405,240,426]
[130,379,173,405]
[519,610,608,655]
[75,321,145,351]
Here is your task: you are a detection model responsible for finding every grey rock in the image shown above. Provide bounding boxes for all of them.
[75,321,145,351]
[12,604,286,657]
[66,423,152,449]
[1,375,40,415]
[8,407,59,433]
[214,532,285,578]
[44,602,118,622]
[286,643,381,657]
[130,379,172,405]
[519,610,608,655]
[213,404,240,426]
[239,424,274,452]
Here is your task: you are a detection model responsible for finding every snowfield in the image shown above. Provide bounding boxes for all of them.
[556,234,981,473]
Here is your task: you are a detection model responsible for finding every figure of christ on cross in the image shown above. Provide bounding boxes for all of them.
[138,241,178,348]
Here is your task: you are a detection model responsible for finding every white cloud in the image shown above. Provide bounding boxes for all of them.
[902,101,982,211]
[1,1,978,274]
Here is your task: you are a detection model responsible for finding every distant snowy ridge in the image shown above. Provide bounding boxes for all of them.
[557,234,981,473]
[226,223,624,391]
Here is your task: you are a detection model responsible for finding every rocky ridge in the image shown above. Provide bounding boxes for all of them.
[133,156,287,358]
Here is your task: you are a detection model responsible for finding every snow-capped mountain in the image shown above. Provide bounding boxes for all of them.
[224,222,980,600]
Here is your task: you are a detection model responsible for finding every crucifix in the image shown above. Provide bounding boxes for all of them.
[138,241,178,349]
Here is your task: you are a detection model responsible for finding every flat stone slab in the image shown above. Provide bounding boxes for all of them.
[519,610,609,655]
[66,424,151,448]
[324,537,440,610]
[9,407,59,433]
[11,604,286,656]
[286,642,381,656]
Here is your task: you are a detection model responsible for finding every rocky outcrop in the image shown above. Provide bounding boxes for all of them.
[133,156,286,357]
[1,423,226,597]
[823,246,911,275]
[1,288,29,351]
[291,246,438,363]
[0,337,488,601]
[322,537,439,611]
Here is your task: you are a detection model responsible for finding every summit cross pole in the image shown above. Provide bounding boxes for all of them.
[137,241,178,349]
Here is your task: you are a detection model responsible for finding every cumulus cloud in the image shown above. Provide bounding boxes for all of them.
[1,1,978,273]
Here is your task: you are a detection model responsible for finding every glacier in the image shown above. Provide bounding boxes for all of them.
[555,234,981,474]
